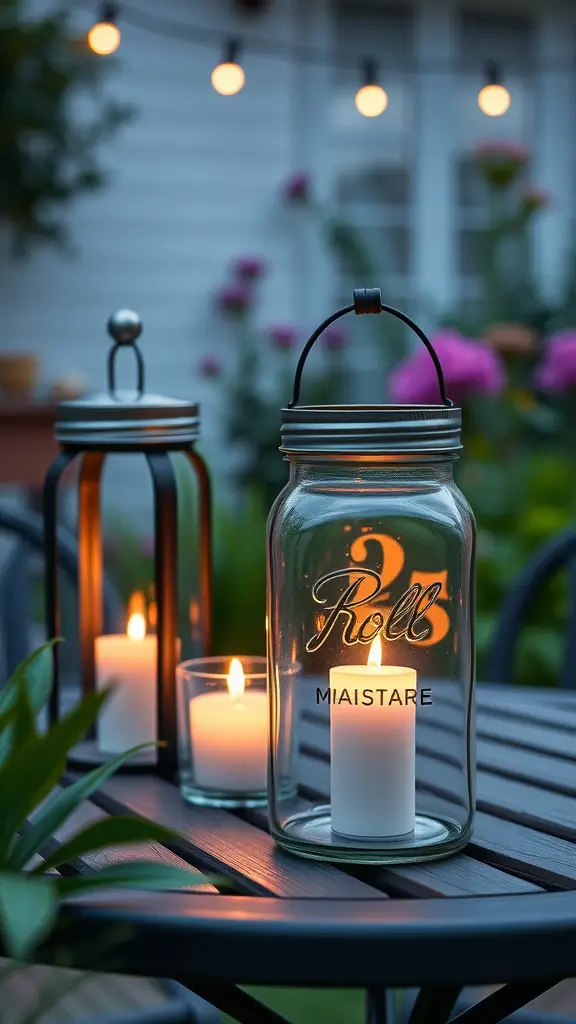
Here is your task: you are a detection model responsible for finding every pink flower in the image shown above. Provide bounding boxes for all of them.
[233,255,266,281]
[283,171,309,203]
[475,141,529,187]
[198,355,223,379]
[323,325,347,351]
[476,141,529,163]
[519,186,551,216]
[217,283,251,314]
[390,330,505,405]
[269,324,297,351]
[534,332,576,392]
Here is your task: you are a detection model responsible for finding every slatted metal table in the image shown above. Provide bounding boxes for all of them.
[36,684,576,1024]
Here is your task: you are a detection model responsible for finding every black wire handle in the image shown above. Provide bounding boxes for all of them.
[287,288,453,408]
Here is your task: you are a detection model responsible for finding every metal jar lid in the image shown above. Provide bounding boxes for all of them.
[280,404,462,456]
[54,310,200,450]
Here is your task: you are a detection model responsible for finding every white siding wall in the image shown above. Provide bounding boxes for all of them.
[0,0,300,511]
[1,0,576,516]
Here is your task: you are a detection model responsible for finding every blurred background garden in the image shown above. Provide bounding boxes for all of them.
[1,0,576,688]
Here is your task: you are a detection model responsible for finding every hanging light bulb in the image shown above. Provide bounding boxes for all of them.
[211,39,245,96]
[355,58,388,118]
[478,61,510,117]
[88,2,121,55]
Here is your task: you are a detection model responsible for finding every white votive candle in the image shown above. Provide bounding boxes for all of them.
[96,612,157,754]
[189,658,268,792]
[329,636,417,838]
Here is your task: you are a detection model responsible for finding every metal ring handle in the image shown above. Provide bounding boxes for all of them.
[107,342,145,399]
[287,288,453,408]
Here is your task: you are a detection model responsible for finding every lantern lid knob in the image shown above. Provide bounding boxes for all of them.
[107,309,143,345]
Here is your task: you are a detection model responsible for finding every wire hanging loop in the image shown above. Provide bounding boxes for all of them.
[287,287,453,409]
[106,310,145,399]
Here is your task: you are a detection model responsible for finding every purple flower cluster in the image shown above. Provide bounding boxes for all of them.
[390,330,505,405]
[322,325,347,351]
[534,332,576,393]
[283,171,310,204]
[269,324,297,351]
[233,255,266,281]
[198,354,223,379]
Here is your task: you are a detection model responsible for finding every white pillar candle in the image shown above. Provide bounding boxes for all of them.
[190,658,268,792]
[96,612,157,754]
[329,637,417,838]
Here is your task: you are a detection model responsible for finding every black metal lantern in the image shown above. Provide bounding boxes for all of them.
[43,310,212,779]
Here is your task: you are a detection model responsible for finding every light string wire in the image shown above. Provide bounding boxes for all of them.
[78,1,576,74]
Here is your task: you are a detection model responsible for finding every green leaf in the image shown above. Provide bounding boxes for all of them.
[0,873,58,960]
[54,861,204,895]
[10,743,156,871]
[0,639,60,719]
[0,689,110,865]
[34,816,181,874]
[0,676,39,770]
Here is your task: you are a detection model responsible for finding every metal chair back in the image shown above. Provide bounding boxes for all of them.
[485,527,576,689]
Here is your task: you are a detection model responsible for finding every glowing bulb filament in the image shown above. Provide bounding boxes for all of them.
[227,657,245,700]
[127,613,146,642]
[368,635,382,667]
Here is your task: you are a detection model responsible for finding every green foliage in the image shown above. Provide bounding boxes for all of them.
[0,1,134,253]
[105,487,269,657]
[0,642,201,961]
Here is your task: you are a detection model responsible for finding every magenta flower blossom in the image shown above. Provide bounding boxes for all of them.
[198,355,223,379]
[269,324,297,351]
[233,255,266,281]
[534,332,576,392]
[390,330,505,405]
[519,185,550,216]
[283,171,310,203]
[323,325,348,351]
[476,141,529,164]
[475,141,529,187]
[217,283,251,314]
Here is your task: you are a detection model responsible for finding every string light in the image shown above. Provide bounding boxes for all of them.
[211,39,245,95]
[355,58,388,117]
[478,61,511,117]
[88,2,121,55]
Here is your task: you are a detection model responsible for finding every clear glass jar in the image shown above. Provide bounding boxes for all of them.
[266,294,476,864]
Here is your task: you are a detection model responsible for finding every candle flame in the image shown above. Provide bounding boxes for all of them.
[127,613,146,642]
[227,657,245,700]
[128,590,146,617]
[367,635,382,667]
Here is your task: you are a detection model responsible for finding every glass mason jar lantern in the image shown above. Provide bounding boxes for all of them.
[43,310,212,779]
[267,289,475,864]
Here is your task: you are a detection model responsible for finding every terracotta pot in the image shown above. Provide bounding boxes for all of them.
[0,353,38,399]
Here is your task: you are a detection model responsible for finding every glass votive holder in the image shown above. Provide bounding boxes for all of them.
[177,655,268,808]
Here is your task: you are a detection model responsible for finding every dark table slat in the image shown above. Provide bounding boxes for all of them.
[36,789,217,893]
[472,691,576,733]
[295,752,542,896]
[418,720,576,796]
[300,718,576,876]
[301,706,576,843]
[90,775,388,900]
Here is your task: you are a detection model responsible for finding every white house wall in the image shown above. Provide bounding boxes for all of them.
[0,0,575,516]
